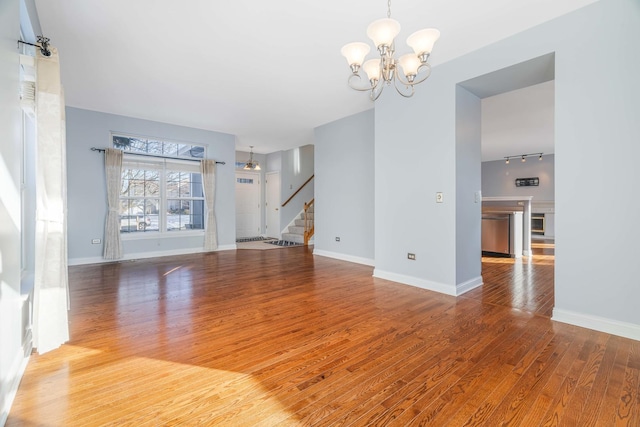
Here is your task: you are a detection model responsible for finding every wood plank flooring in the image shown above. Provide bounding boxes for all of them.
[468,239,556,316]
[7,243,640,426]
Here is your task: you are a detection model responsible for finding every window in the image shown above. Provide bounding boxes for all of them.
[114,135,204,159]
[114,134,205,234]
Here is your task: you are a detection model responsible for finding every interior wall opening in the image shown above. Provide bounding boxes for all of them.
[458,52,556,316]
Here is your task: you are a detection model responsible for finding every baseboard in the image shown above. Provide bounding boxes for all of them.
[373,269,458,296]
[1,349,30,426]
[552,308,640,341]
[312,249,375,267]
[68,244,237,266]
[456,276,483,295]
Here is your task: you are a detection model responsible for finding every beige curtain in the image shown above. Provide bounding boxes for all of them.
[33,46,69,354]
[201,160,218,251]
[103,148,123,259]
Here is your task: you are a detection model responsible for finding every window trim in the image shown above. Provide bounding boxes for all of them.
[113,132,206,239]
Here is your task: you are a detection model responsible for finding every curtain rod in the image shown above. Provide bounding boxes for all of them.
[18,36,52,57]
[90,147,225,165]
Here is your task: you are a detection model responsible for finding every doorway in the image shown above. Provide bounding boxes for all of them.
[235,171,261,239]
[265,171,280,239]
[458,53,556,316]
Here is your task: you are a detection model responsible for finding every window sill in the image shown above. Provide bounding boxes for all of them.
[121,230,205,241]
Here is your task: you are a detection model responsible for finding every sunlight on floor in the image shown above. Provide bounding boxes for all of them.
[13,345,294,425]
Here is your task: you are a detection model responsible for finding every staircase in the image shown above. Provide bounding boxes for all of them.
[282,200,314,245]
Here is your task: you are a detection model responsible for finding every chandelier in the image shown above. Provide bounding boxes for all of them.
[243,146,261,170]
[341,0,440,100]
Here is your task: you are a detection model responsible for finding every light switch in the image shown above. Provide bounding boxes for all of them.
[436,192,443,203]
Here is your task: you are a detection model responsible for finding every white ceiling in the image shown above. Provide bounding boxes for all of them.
[34,0,597,154]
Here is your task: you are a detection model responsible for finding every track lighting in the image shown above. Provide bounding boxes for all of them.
[503,153,544,164]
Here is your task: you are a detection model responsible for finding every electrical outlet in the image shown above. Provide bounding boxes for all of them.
[91,238,101,244]
[436,192,443,203]
[407,253,416,260]
[335,237,341,242]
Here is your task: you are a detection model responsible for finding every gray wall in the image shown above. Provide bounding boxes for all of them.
[314,110,375,263]
[553,0,639,327]
[374,74,457,293]
[373,0,640,331]
[0,0,24,421]
[266,150,282,172]
[455,86,482,289]
[482,154,555,201]
[66,107,236,263]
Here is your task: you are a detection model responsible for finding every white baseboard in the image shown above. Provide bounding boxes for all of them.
[456,276,484,295]
[1,349,30,426]
[68,244,237,266]
[312,249,375,267]
[552,308,640,341]
[373,269,458,296]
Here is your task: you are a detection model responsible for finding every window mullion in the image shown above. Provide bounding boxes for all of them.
[160,161,167,233]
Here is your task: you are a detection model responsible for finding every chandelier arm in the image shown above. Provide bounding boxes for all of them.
[370,80,385,101]
[348,73,376,92]
[393,78,415,98]
[410,63,433,85]
[394,63,433,88]
[395,72,413,87]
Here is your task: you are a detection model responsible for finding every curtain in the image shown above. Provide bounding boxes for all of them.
[103,148,123,259]
[33,46,69,354]
[201,160,218,251]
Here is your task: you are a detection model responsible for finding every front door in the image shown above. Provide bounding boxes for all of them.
[235,171,260,239]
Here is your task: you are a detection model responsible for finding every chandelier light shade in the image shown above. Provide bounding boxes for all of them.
[363,59,382,81]
[341,0,440,100]
[366,18,401,49]
[407,29,441,57]
[340,42,371,70]
[243,146,261,170]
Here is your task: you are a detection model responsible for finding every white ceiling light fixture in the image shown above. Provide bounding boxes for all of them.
[243,146,261,171]
[341,0,440,101]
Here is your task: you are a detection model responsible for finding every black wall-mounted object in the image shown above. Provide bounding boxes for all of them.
[515,177,539,187]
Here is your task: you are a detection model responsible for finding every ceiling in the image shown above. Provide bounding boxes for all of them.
[34,0,597,154]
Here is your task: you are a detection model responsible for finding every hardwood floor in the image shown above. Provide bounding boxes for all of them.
[8,244,640,426]
[468,239,556,316]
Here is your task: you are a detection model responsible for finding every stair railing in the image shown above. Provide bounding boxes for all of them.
[303,199,314,245]
[282,175,314,207]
